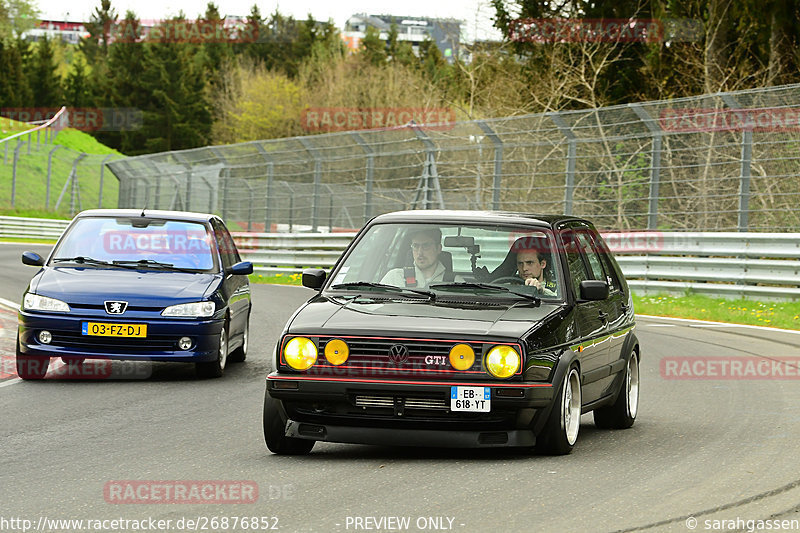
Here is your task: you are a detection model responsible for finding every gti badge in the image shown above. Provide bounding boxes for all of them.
[104,301,128,315]
[388,344,409,365]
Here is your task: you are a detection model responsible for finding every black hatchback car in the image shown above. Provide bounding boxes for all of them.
[263,211,639,455]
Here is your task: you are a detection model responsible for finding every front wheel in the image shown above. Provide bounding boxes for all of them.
[536,365,581,455]
[228,315,248,363]
[594,351,639,429]
[263,394,315,455]
[196,325,227,379]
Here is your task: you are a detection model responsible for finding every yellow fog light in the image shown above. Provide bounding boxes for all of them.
[324,339,349,365]
[283,337,318,370]
[449,343,475,370]
[485,345,520,378]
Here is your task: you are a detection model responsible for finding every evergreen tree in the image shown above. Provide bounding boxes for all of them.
[79,0,118,65]
[64,54,91,107]
[360,26,387,66]
[199,2,233,90]
[139,17,212,153]
[30,34,62,106]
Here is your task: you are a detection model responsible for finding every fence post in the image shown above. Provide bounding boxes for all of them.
[629,103,663,230]
[350,132,374,223]
[172,152,193,212]
[11,141,21,207]
[55,153,87,212]
[548,112,576,216]
[210,147,231,221]
[46,145,62,208]
[298,137,323,231]
[720,94,752,232]
[410,124,445,210]
[142,160,162,210]
[98,154,114,208]
[4,140,8,164]
[254,143,274,232]
[476,121,503,210]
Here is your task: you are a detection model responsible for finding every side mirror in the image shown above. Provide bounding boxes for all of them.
[228,261,253,275]
[22,251,45,267]
[302,268,326,289]
[579,280,609,301]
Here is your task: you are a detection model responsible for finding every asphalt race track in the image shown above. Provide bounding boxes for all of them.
[2,243,800,533]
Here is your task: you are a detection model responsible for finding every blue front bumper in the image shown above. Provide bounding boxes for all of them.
[18,309,224,362]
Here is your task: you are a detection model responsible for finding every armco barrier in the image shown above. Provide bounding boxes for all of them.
[1,217,797,301]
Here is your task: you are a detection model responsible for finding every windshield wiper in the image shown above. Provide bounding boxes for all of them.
[429,282,541,303]
[330,281,435,300]
[112,259,198,273]
[52,256,135,269]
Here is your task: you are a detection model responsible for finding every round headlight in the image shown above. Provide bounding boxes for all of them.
[449,343,475,370]
[485,345,520,378]
[324,339,349,365]
[283,337,318,370]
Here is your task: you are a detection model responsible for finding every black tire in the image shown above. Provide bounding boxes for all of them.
[263,393,315,455]
[536,365,582,455]
[594,351,639,429]
[16,341,49,380]
[196,323,228,379]
[228,314,249,363]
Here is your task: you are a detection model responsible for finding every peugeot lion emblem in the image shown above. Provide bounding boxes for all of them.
[388,344,409,365]
[104,301,128,315]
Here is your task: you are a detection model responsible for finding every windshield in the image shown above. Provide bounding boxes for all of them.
[328,222,562,300]
[50,217,216,272]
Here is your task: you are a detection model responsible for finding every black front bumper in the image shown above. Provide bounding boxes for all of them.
[266,373,555,448]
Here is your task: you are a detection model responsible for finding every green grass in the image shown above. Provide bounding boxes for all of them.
[633,293,800,330]
[249,272,303,285]
[0,208,71,219]
[0,237,58,244]
[53,129,121,156]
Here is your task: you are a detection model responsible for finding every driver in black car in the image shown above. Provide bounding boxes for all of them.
[515,244,557,297]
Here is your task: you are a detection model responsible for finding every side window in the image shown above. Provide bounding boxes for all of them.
[592,232,621,292]
[211,220,234,269]
[560,229,590,298]
[576,232,605,281]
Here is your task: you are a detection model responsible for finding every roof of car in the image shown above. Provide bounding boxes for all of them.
[74,209,218,223]
[370,210,587,227]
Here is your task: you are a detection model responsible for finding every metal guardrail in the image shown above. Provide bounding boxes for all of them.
[1,218,796,301]
[0,216,70,240]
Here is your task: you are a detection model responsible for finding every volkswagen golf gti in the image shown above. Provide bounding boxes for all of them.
[263,210,640,455]
[16,209,252,380]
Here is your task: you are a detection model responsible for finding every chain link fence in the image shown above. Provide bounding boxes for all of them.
[0,110,125,214]
[108,84,800,233]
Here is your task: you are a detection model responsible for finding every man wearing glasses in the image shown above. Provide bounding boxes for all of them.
[381,227,452,288]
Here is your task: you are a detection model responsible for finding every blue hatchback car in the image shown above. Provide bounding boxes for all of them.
[16,209,253,380]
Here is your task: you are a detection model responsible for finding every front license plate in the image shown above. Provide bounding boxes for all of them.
[81,322,147,338]
[450,386,490,412]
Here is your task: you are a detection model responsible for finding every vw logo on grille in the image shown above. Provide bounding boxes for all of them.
[388,344,409,365]
[104,301,128,315]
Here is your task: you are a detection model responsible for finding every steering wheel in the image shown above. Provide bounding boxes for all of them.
[491,276,526,286]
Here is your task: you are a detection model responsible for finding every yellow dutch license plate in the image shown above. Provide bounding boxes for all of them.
[81,322,147,338]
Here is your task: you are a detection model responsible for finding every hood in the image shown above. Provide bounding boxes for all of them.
[30,267,219,306]
[288,295,564,340]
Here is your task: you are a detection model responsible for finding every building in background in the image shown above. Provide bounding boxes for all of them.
[24,20,90,43]
[343,14,463,61]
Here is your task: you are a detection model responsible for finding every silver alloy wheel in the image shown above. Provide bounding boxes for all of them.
[562,368,582,445]
[218,328,228,370]
[626,354,640,419]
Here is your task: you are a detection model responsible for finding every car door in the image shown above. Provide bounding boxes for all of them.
[558,224,612,404]
[211,219,250,340]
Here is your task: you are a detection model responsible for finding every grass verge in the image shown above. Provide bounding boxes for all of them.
[633,293,800,331]
[249,272,303,286]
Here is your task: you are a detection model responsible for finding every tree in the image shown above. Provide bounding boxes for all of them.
[0,0,39,41]
[79,0,118,65]
[138,16,212,153]
[30,34,62,106]
[360,26,387,66]
[64,53,91,107]
[198,2,233,90]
